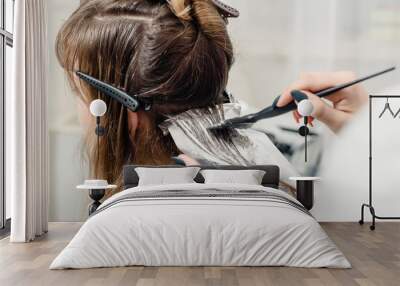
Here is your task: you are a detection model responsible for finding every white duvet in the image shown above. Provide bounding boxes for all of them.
[50,183,350,269]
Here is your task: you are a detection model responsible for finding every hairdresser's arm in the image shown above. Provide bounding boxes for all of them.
[276,71,368,133]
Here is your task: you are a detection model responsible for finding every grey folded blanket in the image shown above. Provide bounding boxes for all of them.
[91,189,311,218]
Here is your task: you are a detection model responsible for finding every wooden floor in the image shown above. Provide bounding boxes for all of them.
[0,222,399,286]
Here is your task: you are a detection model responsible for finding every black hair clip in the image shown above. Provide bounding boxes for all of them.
[211,0,239,18]
[76,71,232,111]
[76,71,153,112]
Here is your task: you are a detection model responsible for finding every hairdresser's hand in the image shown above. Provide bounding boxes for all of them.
[277,71,368,133]
[177,154,200,166]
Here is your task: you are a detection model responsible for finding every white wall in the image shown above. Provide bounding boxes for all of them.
[47,0,400,222]
[49,132,89,221]
[47,0,81,129]
[47,0,89,222]
[314,92,400,221]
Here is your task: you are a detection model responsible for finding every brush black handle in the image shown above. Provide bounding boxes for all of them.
[209,66,395,130]
[252,98,297,121]
[251,92,308,121]
[254,66,396,121]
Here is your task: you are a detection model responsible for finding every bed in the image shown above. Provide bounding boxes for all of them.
[50,165,350,269]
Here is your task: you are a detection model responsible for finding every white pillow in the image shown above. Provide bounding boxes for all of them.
[135,167,200,186]
[200,169,266,185]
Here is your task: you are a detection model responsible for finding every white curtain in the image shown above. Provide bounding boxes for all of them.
[8,0,49,242]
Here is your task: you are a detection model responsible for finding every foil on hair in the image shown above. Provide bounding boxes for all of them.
[160,105,253,165]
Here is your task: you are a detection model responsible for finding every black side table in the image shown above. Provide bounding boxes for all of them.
[77,181,117,215]
[289,177,320,210]
[88,189,106,215]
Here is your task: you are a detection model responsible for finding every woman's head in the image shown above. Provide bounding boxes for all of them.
[56,0,233,187]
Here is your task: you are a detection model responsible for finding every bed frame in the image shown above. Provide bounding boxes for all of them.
[122,165,280,190]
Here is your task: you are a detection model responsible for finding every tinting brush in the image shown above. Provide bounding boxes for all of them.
[209,66,396,131]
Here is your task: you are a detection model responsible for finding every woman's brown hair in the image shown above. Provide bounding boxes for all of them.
[56,0,233,190]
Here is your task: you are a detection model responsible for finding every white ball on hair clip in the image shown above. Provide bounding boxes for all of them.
[90,99,107,117]
[297,99,314,117]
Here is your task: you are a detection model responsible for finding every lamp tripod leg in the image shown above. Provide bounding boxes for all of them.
[359,204,365,225]
[369,206,376,231]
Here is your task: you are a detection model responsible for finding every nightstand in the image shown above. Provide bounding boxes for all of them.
[77,180,117,215]
[289,177,321,210]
